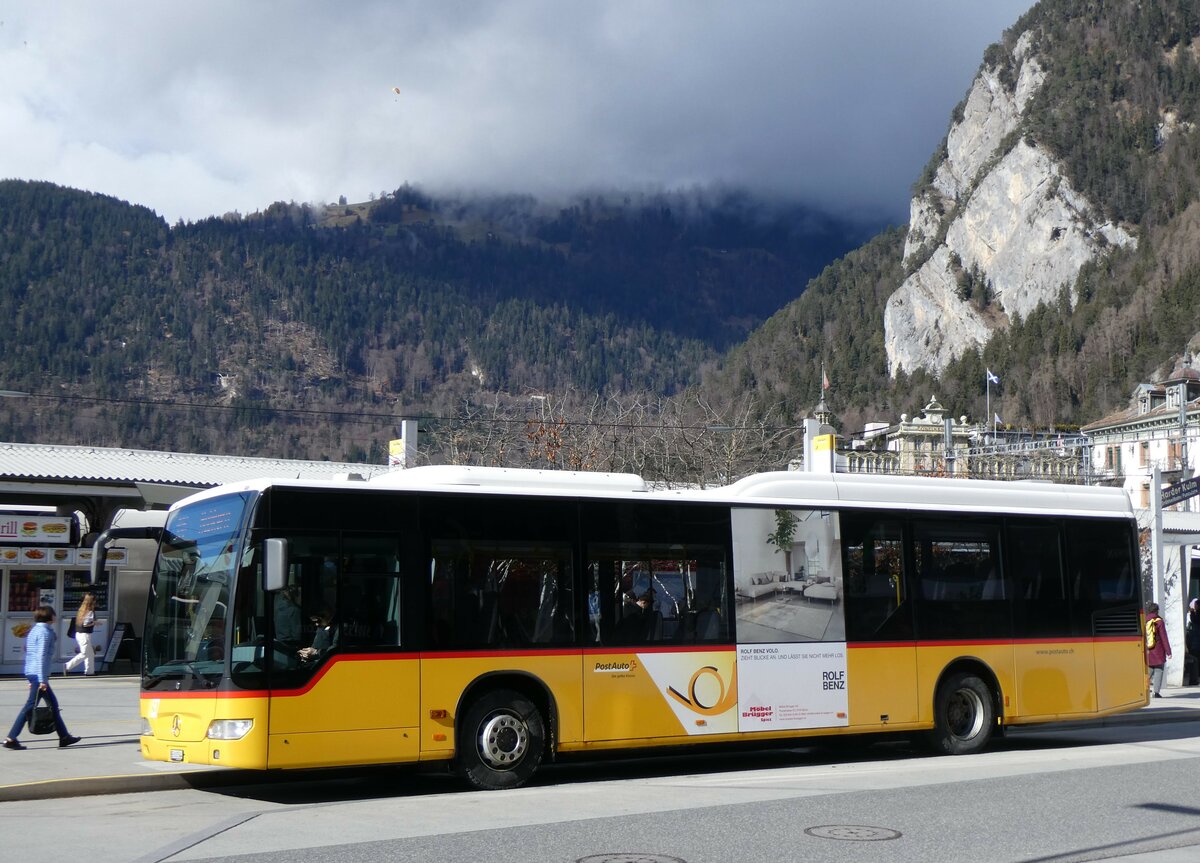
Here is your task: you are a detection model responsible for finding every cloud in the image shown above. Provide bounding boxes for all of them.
[0,1,1034,223]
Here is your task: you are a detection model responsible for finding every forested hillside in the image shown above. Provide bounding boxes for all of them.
[705,0,1200,435]
[0,180,869,461]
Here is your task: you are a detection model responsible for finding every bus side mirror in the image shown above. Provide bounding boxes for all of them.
[263,538,288,592]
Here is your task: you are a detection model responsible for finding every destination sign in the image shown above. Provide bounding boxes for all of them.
[1162,476,1200,508]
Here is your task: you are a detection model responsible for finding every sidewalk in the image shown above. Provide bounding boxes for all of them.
[1,675,1198,802]
[0,674,235,801]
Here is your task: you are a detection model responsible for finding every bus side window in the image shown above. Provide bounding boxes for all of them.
[1063,519,1139,638]
[429,540,573,649]
[1009,522,1067,638]
[842,516,910,641]
[912,522,1007,639]
[589,545,729,647]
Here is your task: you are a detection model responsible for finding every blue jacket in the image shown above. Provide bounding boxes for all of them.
[23,621,56,683]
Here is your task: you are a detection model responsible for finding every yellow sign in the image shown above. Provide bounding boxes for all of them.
[813,434,835,452]
[388,439,405,467]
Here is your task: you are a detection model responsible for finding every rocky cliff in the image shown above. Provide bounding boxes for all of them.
[884,30,1136,376]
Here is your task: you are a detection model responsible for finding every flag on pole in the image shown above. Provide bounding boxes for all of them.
[994,413,1002,424]
[986,369,1000,385]
[822,368,830,391]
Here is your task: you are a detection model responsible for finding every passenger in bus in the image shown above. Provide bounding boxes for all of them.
[617,588,659,642]
[587,589,602,642]
[298,605,337,662]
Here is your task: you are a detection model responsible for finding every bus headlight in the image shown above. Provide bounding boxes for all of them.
[140,717,153,736]
[206,719,253,740]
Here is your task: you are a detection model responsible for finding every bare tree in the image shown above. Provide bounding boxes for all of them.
[417,390,801,486]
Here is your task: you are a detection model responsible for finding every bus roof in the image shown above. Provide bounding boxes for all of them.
[165,465,1134,521]
[718,470,1132,518]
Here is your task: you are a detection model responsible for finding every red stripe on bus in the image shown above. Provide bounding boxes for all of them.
[583,645,736,656]
[848,636,1141,649]
[420,648,582,660]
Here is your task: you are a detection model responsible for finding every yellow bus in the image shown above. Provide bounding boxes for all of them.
[93,466,1147,790]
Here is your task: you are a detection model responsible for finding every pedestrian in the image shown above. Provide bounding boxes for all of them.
[1145,602,1172,698]
[64,591,98,676]
[1185,598,1200,687]
[4,605,81,750]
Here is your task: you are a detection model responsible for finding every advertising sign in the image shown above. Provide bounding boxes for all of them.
[3,624,31,662]
[0,515,73,544]
[736,643,849,731]
[811,434,836,473]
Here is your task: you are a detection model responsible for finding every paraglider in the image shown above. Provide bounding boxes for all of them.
[391,86,401,96]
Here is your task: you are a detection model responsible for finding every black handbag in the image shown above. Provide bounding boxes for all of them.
[27,692,55,735]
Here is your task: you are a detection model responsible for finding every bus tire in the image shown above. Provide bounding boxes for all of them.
[457,688,545,790]
[929,672,994,755]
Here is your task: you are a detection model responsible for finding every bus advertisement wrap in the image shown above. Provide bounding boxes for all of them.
[736,643,849,731]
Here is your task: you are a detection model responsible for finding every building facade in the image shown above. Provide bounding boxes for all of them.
[1083,366,1200,508]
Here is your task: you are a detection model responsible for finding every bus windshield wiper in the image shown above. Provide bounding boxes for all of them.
[147,660,217,689]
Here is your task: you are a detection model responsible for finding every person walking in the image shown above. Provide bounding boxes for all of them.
[3,605,81,750]
[64,592,98,676]
[1145,602,1172,698]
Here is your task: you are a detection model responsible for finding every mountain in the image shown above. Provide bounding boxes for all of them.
[706,0,1200,434]
[8,0,1199,473]
[0,180,872,461]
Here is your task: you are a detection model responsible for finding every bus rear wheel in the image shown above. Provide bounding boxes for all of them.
[929,672,995,755]
[457,688,545,790]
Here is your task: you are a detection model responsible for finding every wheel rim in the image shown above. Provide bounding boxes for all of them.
[477,711,529,770]
[946,686,985,741]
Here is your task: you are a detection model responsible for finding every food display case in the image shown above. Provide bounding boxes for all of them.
[6,570,57,613]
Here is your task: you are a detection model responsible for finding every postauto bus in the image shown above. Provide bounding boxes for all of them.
[91,466,1147,790]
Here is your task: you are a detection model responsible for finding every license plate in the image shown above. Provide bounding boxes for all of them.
[169,749,185,762]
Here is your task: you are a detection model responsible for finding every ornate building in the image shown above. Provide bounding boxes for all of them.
[842,395,1080,481]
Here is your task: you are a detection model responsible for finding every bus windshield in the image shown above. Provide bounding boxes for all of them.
[143,492,253,690]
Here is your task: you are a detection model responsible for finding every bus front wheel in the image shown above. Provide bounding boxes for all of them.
[457,689,545,790]
[929,672,995,755]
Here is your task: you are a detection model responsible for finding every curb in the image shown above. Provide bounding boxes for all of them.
[1013,705,1200,733]
[0,767,250,802]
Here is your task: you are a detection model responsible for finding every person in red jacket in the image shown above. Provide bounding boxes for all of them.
[1146,602,1172,698]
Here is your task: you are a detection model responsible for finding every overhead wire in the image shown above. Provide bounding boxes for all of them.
[2,390,808,434]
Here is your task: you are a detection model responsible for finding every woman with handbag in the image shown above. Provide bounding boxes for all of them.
[3,605,80,751]
[64,592,97,676]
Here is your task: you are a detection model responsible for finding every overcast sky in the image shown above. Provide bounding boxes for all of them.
[0,1,1035,225]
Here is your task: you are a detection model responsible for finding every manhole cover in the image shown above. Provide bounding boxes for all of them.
[805,825,902,842]
[577,856,686,863]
